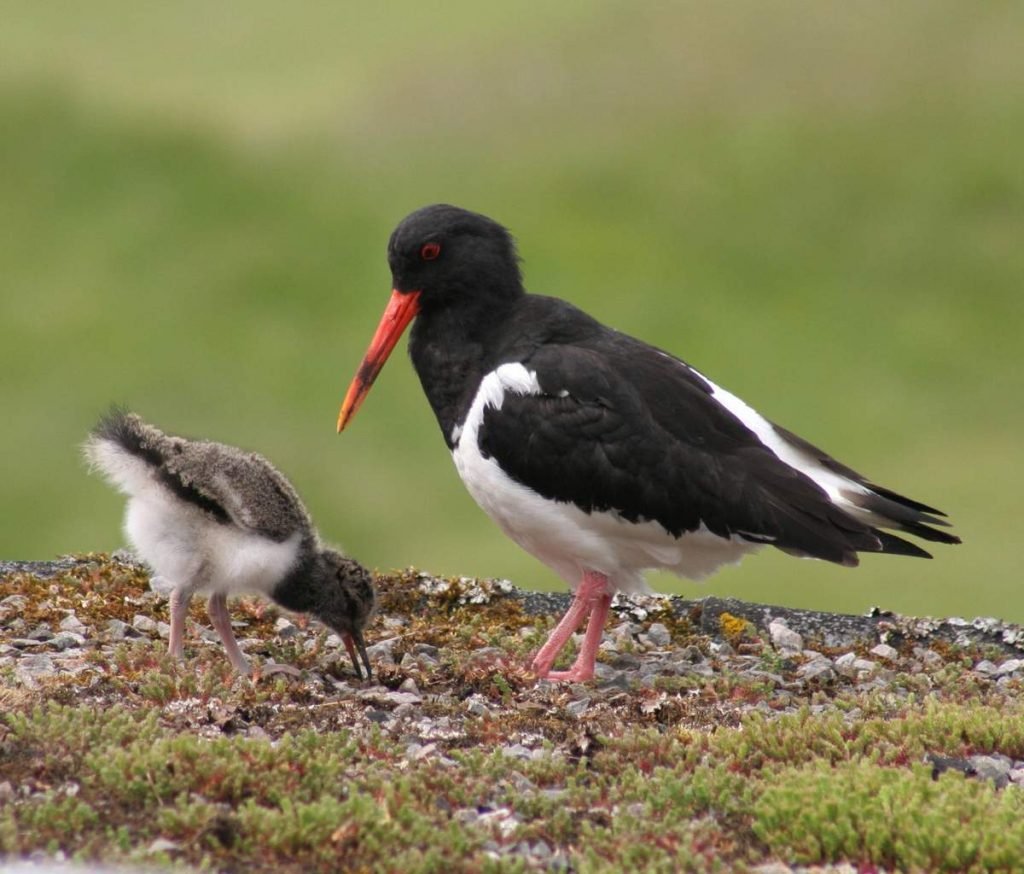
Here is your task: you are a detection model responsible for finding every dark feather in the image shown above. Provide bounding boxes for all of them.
[91,408,231,525]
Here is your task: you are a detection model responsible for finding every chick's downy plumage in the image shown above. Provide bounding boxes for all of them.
[84,409,375,678]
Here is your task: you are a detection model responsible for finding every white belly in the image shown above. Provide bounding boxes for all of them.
[124,493,301,597]
[451,364,759,595]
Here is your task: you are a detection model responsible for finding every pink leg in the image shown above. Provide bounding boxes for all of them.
[547,592,612,682]
[531,571,611,681]
[207,592,251,675]
[168,588,191,661]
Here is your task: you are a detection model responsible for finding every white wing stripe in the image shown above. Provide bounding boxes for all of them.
[693,366,868,505]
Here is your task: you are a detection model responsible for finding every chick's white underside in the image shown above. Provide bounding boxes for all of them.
[87,437,300,598]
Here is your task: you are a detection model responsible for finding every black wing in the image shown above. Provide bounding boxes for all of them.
[478,340,946,566]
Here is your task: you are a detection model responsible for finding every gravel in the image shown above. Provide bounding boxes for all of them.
[5,555,1024,804]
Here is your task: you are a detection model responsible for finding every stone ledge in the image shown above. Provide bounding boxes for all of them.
[6,555,1022,657]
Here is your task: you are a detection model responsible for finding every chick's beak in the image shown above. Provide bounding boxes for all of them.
[343,629,372,680]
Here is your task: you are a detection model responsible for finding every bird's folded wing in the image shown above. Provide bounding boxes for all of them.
[159,441,305,543]
[478,343,886,565]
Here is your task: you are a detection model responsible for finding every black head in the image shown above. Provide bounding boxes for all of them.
[310,549,377,679]
[387,204,523,311]
[337,204,523,433]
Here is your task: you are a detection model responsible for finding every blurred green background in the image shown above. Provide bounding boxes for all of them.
[2,2,1021,620]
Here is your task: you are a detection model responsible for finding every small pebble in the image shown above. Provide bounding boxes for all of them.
[410,742,437,761]
[915,646,943,665]
[798,660,836,682]
[870,643,899,661]
[9,639,47,650]
[386,691,422,707]
[508,772,536,794]
[5,619,28,637]
[366,638,398,664]
[852,658,878,676]
[49,632,85,651]
[499,744,532,760]
[995,659,1024,676]
[608,653,641,670]
[274,618,300,639]
[15,654,56,687]
[132,614,158,634]
[105,619,130,640]
[147,838,181,856]
[645,623,671,648]
[532,840,553,860]
[59,614,86,633]
[969,754,1013,788]
[834,652,858,674]
[598,672,633,691]
[466,696,492,718]
[0,594,29,620]
[768,619,804,653]
[678,645,704,662]
[565,698,590,718]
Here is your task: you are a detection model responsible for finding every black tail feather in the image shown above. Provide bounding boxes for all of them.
[873,529,935,559]
[91,406,152,456]
[89,407,230,524]
[864,482,947,518]
[847,485,962,548]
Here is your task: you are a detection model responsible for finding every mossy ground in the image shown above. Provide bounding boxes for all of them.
[2,556,1023,873]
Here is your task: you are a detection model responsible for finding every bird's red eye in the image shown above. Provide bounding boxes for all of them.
[420,242,441,261]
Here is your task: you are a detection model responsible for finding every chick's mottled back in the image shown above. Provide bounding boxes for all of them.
[90,411,312,542]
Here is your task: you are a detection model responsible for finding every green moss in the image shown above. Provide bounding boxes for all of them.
[753,761,1024,871]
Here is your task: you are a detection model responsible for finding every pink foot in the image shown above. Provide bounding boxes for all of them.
[545,665,595,683]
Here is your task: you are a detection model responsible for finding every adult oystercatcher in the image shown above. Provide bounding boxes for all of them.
[85,410,375,678]
[337,204,960,683]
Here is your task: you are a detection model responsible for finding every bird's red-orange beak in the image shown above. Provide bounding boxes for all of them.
[337,289,422,432]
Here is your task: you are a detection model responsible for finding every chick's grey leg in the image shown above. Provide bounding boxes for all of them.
[207,592,251,675]
[168,588,192,661]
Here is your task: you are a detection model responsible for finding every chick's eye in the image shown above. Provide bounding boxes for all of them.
[420,242,441,261]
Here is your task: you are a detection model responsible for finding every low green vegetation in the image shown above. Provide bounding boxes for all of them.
[754,761,1024,871]
[7,700,1024,871]
[3,557,1024,871]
